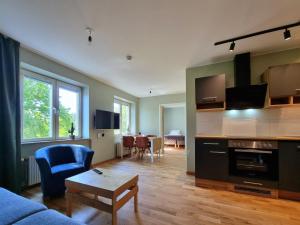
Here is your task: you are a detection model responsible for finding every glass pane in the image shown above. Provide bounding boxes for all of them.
[121,105,130,134]
[59,87,80,137]
[23,76,53,139]
[114,102,120,135]
[114,103,120,113]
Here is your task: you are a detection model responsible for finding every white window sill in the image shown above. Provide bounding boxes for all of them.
[21,138,91,145]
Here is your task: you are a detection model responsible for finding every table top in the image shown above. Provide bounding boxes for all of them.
[65,168,138,196]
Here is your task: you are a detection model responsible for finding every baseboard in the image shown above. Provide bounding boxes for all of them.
[279,190,300,201]
[186,171,195,176]
[196,178,232,191]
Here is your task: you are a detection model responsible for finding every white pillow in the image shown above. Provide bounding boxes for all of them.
[169,130,181,135]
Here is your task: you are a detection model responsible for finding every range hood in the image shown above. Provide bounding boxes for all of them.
[226,53,267,110]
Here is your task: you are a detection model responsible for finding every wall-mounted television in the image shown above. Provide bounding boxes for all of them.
[94,110,120,129]
[114,113,120,129]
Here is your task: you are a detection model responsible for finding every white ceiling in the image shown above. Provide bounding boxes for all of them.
[1,0,300,97]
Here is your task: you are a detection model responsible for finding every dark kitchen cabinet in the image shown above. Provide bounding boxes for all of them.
[195,138,228,181]
[279,141,300,192]
[195,74,225,110]
[264,63,300,98]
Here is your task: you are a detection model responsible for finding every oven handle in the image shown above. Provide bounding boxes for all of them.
[209,150,227,154]
[203,142,220,145]
[234,149,273,154]
[243,181,263,186]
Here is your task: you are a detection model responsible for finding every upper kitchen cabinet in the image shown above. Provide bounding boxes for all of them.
[263,63,300,106]
[195,74,225,110]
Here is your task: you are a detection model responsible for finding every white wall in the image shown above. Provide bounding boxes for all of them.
[164,107,185,135]
[139,93,185,135]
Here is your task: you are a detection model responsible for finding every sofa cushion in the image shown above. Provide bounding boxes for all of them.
[13,209,84,225]
[0,188,47,225]
[51,163,85,178]
[48,146,76,167]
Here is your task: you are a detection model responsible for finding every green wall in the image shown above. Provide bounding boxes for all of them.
[139,93,185,135]
[186,48,300,172]
[164,107,186,135]
[20,47,139,164]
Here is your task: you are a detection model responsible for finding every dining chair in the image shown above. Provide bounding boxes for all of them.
[135,136,150,159]
[152,137,162,158]
[122,136,135,156]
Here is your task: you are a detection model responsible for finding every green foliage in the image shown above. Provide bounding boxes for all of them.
[23,77,75,139]
[121,105,129,134]
[58,102,76,137]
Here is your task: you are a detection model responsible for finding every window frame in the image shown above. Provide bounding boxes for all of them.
[21,69,82,143]
[114,98,131,135]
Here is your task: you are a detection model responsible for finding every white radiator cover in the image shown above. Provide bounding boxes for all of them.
[28,156,41,186]
[116,143,122,157]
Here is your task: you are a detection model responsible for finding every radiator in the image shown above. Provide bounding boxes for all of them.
[116,143,122,157]
[27,156,41,186]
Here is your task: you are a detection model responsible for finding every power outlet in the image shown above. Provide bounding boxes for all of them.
[97,132,105,139]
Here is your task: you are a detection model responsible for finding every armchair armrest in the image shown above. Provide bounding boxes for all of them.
[71,145,94,170]
[35,153,52,177]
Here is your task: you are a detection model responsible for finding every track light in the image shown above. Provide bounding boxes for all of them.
[215,21,300,47]
[284,28,291,40]
[229,42,235,51]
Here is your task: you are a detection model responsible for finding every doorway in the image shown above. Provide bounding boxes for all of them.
[159,103,186,153]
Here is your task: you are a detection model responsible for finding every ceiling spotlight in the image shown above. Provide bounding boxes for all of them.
[284,28,291,40]
[86,27,93,43]
[229,41,235,52]
[126,55,132,61]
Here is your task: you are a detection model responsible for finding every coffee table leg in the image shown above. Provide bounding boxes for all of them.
[66,191,72,217]
[112,211,117,225]
[112,196,117,225]
[134,185,138,212]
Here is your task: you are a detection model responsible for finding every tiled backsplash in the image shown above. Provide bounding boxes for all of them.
[196,107,300,137]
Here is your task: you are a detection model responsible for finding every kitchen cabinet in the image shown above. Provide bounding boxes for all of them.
[263,63,300,103]
[195,138,228,181]
[279,141,300,192]
[195,74,225,110]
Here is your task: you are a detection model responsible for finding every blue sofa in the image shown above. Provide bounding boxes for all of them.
[0,187,84,225]
[35,144,94,197]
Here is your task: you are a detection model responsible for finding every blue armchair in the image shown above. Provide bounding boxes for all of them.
[35,144,94,197]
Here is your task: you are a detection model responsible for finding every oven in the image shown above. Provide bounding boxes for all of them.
[229,140,278,181]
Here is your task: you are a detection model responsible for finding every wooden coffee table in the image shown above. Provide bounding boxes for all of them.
[65,168,139,225]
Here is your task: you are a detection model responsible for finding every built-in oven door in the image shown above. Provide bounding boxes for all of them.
[229,148,278,181]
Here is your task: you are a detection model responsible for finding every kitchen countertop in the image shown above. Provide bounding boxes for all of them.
[195,135,300,141]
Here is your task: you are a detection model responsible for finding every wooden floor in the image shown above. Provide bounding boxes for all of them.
[23,147,300,225]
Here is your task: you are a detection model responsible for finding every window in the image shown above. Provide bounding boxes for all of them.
[21,69,82,142]
[58,83,81,138]
[22,75,54,140]
[114,99,131,135]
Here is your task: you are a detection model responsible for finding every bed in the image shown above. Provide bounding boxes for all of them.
[164,130,185,148]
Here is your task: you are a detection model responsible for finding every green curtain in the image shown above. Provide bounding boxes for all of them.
[0,33,21,193]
